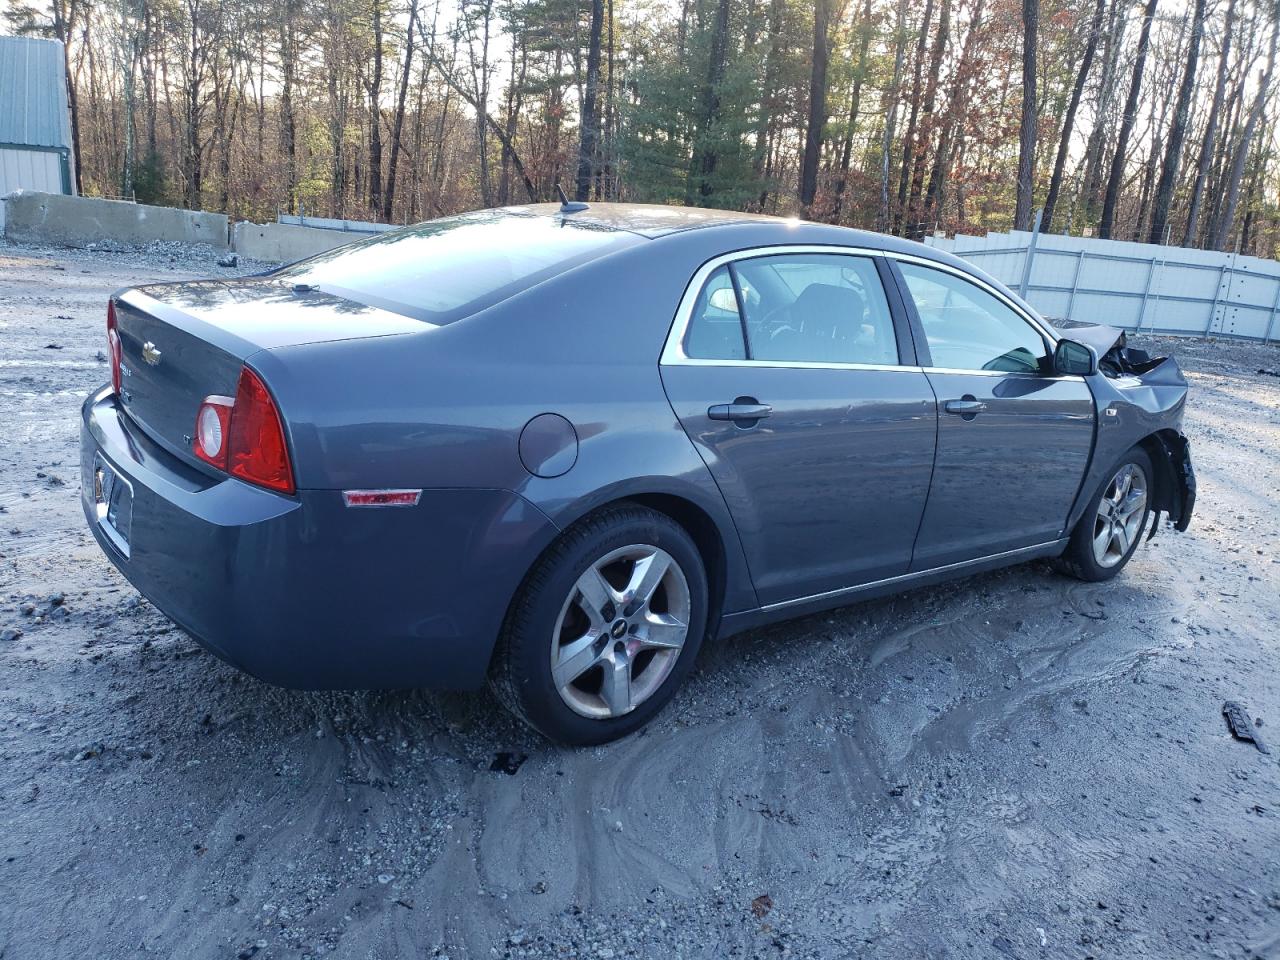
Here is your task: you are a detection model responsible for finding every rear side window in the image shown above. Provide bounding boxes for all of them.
[683,266,747,360]
[277,210,641,324]
[735,254,898,365]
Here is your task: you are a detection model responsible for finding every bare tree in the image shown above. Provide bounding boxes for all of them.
[1100,0,1159,238]
[894,0,936,233]
[1149,0,1207,243]
[461,0,494,207]
[832,0,875,220]
[923,0,987,228]
[1041,0,1105,233]
[575,0,604,201]
[384,0,421,220]
[799,0,832,214]
[1013,0,1037,230]
[879,0,910,232]
[1185,0,1237,245]
[278,0,299,213]
[366,0,386,216]
[1213,13,1278,249]
[906,0,951,236]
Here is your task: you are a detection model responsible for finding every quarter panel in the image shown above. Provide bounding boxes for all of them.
[82,390,557,689]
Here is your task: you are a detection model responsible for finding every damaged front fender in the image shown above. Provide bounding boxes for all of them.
[1057,322,1195,538]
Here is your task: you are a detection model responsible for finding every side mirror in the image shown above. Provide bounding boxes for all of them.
[1053,338,1098,376]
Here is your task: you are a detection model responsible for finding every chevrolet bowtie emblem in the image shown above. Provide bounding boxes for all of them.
[141,341,162,366]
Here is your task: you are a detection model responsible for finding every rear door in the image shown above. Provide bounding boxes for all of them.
[890,258,1096,570]
[660,249,938,607]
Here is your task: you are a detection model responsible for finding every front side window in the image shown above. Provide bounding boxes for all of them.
[897,262,1048,373]
[735,254,898,365]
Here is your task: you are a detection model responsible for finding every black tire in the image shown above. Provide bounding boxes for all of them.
[1056,444,1154,582]
[489,503,709,745]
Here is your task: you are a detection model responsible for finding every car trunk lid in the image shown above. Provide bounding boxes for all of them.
[112,278,427,464]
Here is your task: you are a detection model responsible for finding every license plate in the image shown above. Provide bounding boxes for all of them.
[93,456,133,557]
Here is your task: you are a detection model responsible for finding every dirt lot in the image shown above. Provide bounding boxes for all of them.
[2,238,1279,960]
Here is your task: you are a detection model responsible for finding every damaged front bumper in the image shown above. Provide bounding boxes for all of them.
[1147,429,1196,535]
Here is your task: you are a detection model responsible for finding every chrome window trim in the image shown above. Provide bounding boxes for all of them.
[659,243,1064,373]
[661,245,914,371]
[672,357,926,373]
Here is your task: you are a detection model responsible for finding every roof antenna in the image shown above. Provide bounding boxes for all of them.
[555,182,589,213]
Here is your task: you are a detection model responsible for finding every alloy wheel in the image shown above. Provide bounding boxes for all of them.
[550,544,691,719]
[1093,462,1148,568]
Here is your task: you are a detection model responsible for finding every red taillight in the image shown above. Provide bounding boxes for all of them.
[192,367,295,495]
[227,367,295,494]
[106,300,122,394]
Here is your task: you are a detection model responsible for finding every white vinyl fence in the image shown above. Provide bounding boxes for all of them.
[925,229,1280,342]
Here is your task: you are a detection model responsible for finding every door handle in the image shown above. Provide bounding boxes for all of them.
[708,402,773,423]
[943,398,987,417]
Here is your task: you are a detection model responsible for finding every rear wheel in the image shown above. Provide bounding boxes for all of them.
[1057,445,1153,582]
[490,505,708,745]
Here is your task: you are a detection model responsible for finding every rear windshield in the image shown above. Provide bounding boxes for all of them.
[276,209,641,324]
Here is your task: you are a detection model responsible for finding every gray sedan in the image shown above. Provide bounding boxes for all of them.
[80,203,1194,744]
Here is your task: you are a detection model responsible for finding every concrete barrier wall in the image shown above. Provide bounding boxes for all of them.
[3,191,228,250]
[231,221,364,263]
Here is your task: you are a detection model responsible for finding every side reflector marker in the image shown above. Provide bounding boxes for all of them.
[342,489,423,508]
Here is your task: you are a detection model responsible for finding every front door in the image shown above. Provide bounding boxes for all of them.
[660,251,938,606]
[892,259,1096,570]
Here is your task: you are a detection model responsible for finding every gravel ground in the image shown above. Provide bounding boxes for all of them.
[2,239,1280,960]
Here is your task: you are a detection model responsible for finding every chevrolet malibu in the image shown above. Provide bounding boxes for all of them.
[81,203,1195,744]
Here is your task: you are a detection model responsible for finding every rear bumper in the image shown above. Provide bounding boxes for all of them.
[80,388,558,689]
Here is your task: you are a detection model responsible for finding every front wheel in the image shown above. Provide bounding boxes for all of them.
[490,504,708,745]
[1057,445,1153,582]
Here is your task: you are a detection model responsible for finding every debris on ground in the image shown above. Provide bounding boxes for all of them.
[1223,701,1271,754]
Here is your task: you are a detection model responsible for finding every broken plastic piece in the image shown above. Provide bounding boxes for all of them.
[1223,701,1270,754]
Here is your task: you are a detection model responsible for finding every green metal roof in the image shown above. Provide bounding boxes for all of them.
[0,36,73,150]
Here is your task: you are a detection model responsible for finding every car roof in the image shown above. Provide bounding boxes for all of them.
[500,202,788,237]
[500,202,948,255]
[492,202,1028,313]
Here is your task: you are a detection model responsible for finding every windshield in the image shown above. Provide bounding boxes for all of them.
[276,209,642,324]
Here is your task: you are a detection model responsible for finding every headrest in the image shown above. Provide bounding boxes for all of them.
[794,283,867,332]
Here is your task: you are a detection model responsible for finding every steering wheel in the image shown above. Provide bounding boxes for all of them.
[758,302,799,342]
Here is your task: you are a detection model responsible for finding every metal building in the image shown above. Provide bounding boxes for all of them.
[0,36,76,196]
